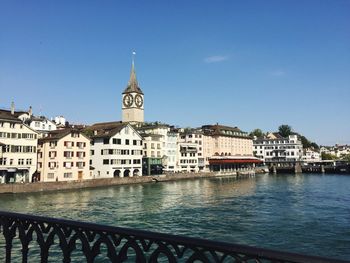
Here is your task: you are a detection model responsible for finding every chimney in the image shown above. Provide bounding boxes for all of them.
[11,101,15,115]
[28,106,33,118]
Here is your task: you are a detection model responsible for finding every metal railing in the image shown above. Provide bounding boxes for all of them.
[0,211,348,263]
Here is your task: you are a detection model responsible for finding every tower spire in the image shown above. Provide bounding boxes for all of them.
[123,51,143,94]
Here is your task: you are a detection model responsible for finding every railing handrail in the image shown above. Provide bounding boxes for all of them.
[0,210,348,263]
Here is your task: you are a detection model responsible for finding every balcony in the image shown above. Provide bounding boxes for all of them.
[0,211,345,263]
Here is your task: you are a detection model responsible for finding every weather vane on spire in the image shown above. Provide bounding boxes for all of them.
[132,51,136,66]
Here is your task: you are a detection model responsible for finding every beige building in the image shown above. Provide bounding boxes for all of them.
[122,58,144,124]
[37,128,90,182]
[0,110,38,183]
[201,124,254,170]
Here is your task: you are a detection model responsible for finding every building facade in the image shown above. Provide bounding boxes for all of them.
[302,148,321,163]
[0,110,38,183]
[177,142,199,172]
[29,116,57,137]
[253,134,303,166]
[89,122,143,178]
[37,129,90,182]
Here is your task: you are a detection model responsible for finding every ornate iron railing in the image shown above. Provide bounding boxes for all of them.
[0,211,348,263]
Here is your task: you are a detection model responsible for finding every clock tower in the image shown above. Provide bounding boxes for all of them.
[122,55,144,124]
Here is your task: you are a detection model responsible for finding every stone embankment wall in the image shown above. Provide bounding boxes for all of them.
[0,170,258,194]
[0,172,215,194]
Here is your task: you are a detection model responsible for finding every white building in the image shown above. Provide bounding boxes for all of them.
[302,148,321,163]
[179,129,204,171]
[177,142,199,172]
[320,144,350,158]
[54,116,67,128]
[137,124,179,173]
[0,109,38,183]
[29,116,57,136]
[89,122,143,178]
[37,128,90,182]
[253,134,303,166]
[164,131,178,172]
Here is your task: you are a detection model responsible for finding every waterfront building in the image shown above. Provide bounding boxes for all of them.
[302,148,321,163]
[177,142,199,172]
[138,123,178,173]
[122,58,144,124]
[0,109,38,183]
[37,128,90,182]
[253,134,303,167]
[179,129,204,171]
[89,122,143,178]
[201,124,254,170]
[141,133,164,175]
[164,130,178,172]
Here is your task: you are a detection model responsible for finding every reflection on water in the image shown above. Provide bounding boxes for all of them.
[0,174,350,261]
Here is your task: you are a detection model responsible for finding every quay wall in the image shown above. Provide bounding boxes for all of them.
[0,171,255,194]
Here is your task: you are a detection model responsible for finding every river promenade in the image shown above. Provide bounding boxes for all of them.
[0,170,258,194]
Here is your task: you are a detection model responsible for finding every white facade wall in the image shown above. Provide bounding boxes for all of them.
[164,133,178,172]
[302,149,321,163]
[253,135,303,164]
[0,121,38,183]
[30,119,57,134]
[91,125,143,178]
[177,142,199,172]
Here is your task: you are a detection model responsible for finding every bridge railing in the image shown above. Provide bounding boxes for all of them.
[0,211,348,263]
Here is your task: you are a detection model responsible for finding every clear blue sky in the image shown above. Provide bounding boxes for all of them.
[1,1,349,145]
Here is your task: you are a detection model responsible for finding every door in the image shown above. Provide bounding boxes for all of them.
[78,171,83,180]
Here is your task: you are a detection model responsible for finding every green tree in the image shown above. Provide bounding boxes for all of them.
[249,128,263,138]
[278,124,292,137]
[321,152,337,160]
[341,154,350,162]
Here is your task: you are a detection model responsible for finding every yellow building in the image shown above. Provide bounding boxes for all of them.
[37,128,90,182]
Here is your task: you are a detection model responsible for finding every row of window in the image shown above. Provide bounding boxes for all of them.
[255,140,296,144]
[102,159,141,165]
[181,153,197,157]
[0,122,22,129]
[179,159,197,164]
[46,172,74,179]
[44,161,86,169]
[97,149,142,156]
[1,145,36,153]
[0,158,32,165]
[47,141,86,148]
[100,138,142,146]
[0,132,37,140]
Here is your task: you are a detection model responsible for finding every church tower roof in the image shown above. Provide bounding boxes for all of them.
[123,53,143,95]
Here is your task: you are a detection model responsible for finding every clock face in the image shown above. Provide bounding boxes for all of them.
[135,94,143,108]
[123,94,133,107]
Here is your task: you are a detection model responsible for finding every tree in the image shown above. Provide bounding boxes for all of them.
[321,152,337,160]
[249,128,263,138]
[278,125,292,137]
[341,154,350,162]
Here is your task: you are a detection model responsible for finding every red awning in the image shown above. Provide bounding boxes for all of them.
[209,159,262,164]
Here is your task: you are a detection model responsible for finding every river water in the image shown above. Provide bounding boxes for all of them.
[0,173,349,261]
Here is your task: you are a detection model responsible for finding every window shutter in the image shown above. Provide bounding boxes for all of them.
[64,141,67,146]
